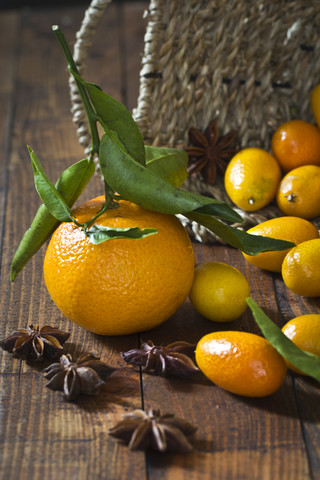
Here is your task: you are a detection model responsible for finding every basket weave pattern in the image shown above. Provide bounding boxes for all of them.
[70,0,320,243]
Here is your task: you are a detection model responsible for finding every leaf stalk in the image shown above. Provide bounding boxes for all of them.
[52,25,100,159]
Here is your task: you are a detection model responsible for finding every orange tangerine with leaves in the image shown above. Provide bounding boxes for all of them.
[195,331,287,397]
[44,196,195,335]
[271,119,320,172]
[224,148,281,211]
[276,165,320,219]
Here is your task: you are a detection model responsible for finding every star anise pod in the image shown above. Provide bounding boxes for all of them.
[121,340,199,377]
[44,353,115,401]
[185,119,238,185]
[108,408,197,453]
[0,324,70,361]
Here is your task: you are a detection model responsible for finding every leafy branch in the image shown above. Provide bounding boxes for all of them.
[10,26,295,281]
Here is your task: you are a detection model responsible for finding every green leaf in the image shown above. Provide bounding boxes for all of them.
[99,131,241,223]
[186,211,294,255]
[55,156,96,203]
[10,156,95,281]
[145,145,188,187]
[28,146,73,222]
[247,298,320,382]
[82,80,145,165]
[99,132,294,254]
[85,225,158,244]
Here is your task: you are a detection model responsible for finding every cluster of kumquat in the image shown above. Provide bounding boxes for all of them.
[224,84,320,219]
[223,85,320,297]
[194,313,320,398]
[188,257,319,398]
[224,107,320,219]
[192,87,320,398]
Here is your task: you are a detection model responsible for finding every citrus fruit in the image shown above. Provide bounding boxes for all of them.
[311,84,320,128]
[224,148,281,211]
[281,314,320,374]
[281,238,320,297]
[195,331,287,397]
[271,119,320,172]
[189,262,250,322]
[242,217,319,272]
[43,196,194,335]
[276,165,320,219]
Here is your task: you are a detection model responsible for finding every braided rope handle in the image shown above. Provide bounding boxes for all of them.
[69,0,112,158]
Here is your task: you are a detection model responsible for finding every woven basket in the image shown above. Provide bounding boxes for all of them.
[70,0,320,243]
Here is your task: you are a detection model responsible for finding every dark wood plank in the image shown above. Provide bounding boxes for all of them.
[0,6,145,480]
[0,11,19,261]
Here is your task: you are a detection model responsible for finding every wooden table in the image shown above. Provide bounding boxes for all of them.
[1,3,319,479]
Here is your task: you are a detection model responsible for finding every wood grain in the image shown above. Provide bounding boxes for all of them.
[0,12,19,265]
[0,6,144,480]
[0,3,319,480]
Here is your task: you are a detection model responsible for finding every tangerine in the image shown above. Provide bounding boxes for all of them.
[195,331,287,397]
[189,262,250,322]
[281,238,320,297]
[43,196,194,335]
[271,119,320,172]
[242,216,319,272]
[224,148,281,211]
[276,165,320,219]
[281,314,320,374]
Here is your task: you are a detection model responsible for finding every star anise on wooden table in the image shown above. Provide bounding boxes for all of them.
[44,353,115,401]
[0,325,70,361]
[185,119,238,185]
[108,408,197,453]
[121,340,199,378]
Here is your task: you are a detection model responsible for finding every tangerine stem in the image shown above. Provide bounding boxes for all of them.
[52,25,117,220]
[72,186,119,233]
[52,25,100,160]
